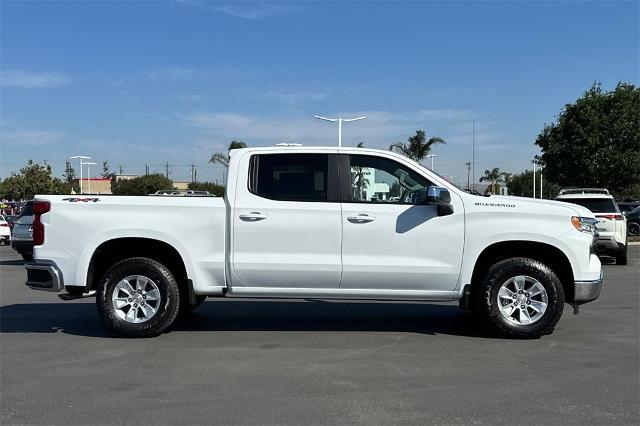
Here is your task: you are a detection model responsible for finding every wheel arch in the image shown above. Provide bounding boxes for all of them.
[469,240,575,303]
[85,237,190,295]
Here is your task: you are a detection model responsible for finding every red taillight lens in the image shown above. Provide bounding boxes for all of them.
[598,214,625,221]
[32,201,50,246]
[0,223,9,227]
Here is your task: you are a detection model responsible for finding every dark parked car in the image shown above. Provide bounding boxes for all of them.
[619,201,640,217]
[11,201,34,261]
[626,206,640,236]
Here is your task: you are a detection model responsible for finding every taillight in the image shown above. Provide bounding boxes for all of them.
[32,201,50,246]
[598,214,625,221]
[0,223,9,227]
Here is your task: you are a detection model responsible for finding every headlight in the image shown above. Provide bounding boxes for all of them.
[571,216,597,234]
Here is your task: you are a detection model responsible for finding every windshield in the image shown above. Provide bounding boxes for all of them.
[562,198,619,213]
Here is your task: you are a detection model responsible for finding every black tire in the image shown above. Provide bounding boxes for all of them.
[616,245,628,265]
[473,257,564,339]
[180,294,207,314]
[627,222,639,237]
[3,240,9,246]
[96,257,181,337]
[21,253,33,261]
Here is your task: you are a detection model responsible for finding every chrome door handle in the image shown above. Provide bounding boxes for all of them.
[239,212,267,221]
[347,214,376,223]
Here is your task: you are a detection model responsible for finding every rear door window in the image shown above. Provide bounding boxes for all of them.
[250,154,330,202]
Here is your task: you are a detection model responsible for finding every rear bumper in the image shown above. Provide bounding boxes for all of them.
[25,260,64,292]
[574,270,604,303]
[595,236,625,256]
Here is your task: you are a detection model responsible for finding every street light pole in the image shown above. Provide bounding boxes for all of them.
[426,154,437,171]
[314,115,367,147]
[532,160,537,199]
[70,155,91,194]
[85,162,97,194]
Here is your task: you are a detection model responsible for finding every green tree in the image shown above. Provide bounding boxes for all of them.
[389,130,445,162]
[111,174,174,195]
[188,181,225,197]
[0,160,70,200]
[506,169,562,199]
[101,161,116,179]
[479,167,506,195]
[535,82,640,197]
[209,140,247,167]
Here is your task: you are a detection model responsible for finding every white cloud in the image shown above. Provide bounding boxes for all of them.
[0,70,72,89]
[179,109,481,148]
[142,67,195,81]
[264,90,327,104]
[212,2,297,20]
[0,129,66,147]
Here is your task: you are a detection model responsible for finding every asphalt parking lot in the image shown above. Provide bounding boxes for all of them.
[1,245,638,425]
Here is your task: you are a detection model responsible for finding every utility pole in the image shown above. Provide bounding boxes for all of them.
[314,115,367,147]
[465,161,471,191]
[145,163,149,176]
[165,162,170,179]
[119,164,124,175]
[540,172,543,199]
[190,164,196,183]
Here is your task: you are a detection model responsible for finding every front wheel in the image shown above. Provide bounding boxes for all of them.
[473,257,564,339]
[627,222,639,237]
[97,257,181,337]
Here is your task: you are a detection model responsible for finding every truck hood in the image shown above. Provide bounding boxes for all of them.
[477,195,595,218]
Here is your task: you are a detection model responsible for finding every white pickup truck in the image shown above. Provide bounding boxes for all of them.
[25,147,604,338]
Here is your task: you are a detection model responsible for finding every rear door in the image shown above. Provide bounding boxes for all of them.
[231,152,342,289]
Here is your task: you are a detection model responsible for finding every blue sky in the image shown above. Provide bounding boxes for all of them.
[1,0,638,184]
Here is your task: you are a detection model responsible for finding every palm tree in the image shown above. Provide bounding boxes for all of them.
[389,130,445,162]
[209,140,247,167]
[480,167,506,195]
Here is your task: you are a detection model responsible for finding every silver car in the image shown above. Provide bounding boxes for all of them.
[11,202,34,261]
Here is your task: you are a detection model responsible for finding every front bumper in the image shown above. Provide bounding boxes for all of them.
[574,270,604,303]
[25,260,64,292]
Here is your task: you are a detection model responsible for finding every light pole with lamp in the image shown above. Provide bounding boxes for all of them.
[85,162,97,194]
[314,115,367,147]
[70,155,91,194]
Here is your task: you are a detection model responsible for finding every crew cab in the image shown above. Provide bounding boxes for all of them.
[25,147,604,338]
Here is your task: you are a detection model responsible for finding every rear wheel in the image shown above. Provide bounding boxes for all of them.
[473,257,564,339]
[21,253,33,261]
[97,257,180,337]
[627,222,639,237]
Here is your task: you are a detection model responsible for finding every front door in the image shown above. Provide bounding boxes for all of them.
[231,152,342,289]
[340,154,464,291]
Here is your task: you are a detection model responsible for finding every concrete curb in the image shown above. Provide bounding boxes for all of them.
[628,242,640,246]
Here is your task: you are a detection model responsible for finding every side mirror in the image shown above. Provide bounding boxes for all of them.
[422,186,454,216]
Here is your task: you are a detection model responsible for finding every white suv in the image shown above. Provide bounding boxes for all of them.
[556,188,627,265]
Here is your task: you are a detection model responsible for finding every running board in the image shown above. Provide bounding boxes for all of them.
[226,287,455,301]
